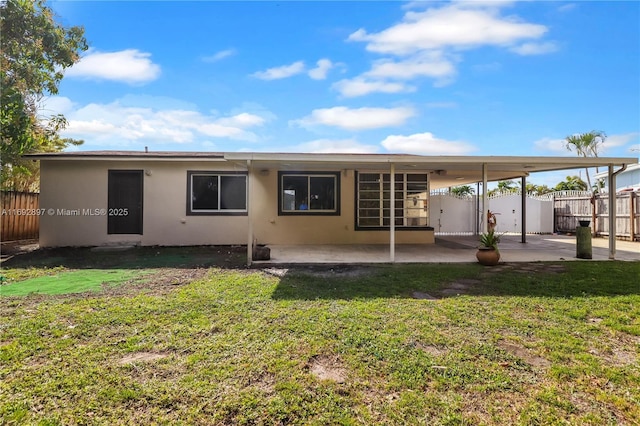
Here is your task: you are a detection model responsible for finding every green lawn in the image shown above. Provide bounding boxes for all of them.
[0,256,638,425]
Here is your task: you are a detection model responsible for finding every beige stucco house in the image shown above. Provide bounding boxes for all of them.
[27,151,634,263]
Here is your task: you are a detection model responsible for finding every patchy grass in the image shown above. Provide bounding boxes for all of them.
[0,256,638,424]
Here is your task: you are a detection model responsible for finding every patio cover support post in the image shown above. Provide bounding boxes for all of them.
[390,163,395,262]
[608,164,616,259]
[608,163,628,259]
[481,163,488,233]
[521,175,527,243]
[247,160,253,266]
[476,182,480,234]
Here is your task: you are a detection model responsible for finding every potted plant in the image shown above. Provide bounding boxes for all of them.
[476,229,501,266]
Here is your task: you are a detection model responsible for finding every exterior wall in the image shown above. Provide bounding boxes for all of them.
[39,160,248,247]
[39,161,434,247]
[595,163,640,191]
[251,169,435,245]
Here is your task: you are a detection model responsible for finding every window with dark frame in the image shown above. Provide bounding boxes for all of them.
[187,172,247,215]
[356,172,429,229]
[278,172,340,215]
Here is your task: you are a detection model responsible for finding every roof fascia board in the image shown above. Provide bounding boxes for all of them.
[24,155,226,162]
[224,152,636,167]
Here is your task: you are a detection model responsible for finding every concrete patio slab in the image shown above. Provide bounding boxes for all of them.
[255,235,640,265]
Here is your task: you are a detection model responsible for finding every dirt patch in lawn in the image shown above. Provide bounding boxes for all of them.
[589,332,639,367]
[497,341,551,368]
[287,265,375,279]
[411,341,449,357]
[118,352,169,365]
[103,268,211,297]
[307,355,347,383]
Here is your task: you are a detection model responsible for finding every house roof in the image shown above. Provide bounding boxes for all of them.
[24,150,225,160]
[25,150,636,190]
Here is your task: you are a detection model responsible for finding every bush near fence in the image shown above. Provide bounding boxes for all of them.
[1,191,40,241]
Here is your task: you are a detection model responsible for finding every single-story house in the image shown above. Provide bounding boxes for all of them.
[26,151,635,263]
[595,162,640,192]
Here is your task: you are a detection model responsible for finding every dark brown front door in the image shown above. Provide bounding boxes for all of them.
[108,170,143,234]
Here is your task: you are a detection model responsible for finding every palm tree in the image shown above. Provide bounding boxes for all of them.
[450,185,475,197]
[564,130,607,192]
[554,175,588,191]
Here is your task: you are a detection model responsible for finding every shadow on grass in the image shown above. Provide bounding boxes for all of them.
[270,262,640,300]
[1,245,247,270]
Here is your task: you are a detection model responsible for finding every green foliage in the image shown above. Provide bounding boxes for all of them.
[526,183,553,195]
[554,175,588,191]
[0,0,88,191]
[479,229,500,251]
[564,130,607,192]
[450,185,475,197]
[488,180,518,196]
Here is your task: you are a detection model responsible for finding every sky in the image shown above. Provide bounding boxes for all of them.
[45,0,640,186]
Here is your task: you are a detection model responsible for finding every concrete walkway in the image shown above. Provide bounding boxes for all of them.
[257,235,640,264]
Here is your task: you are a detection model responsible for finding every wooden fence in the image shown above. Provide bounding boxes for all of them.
[1,191,40,241]
[554,191,640,241]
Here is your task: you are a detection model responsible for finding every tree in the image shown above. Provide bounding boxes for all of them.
[554,175,588,192]
[450,185,475,197]
[1,0,87,191]
[525,183,553,196]
[488,180,518,196]
[564,130,607,193]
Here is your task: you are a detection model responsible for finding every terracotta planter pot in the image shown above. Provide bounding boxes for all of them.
[476,248,500,266]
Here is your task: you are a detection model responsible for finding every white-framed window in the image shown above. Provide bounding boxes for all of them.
[278,172,340,215]
[356,172,429,229]
[187,171,247,215]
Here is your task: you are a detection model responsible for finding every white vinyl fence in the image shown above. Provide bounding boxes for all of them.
[429,192,554,235]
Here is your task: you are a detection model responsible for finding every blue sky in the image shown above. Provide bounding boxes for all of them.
[46,0,639,185]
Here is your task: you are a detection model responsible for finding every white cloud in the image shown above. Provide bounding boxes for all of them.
[348,4,548,55]
[290,138,379,154]
[251,61,305,80]
[291,106,415,131]
[533,132,640,156]
[48,96,272,147]
[332,78,415,97]
[340,2,554,96]
[202,48,237,62]
[533,137,570,155]
[557,3,576,13]
[381,132,476,155]
[604,132,639,149]
[308,59,334,80]
[66,49,161,84]
[365,52,457,80]
[510,41,558,55]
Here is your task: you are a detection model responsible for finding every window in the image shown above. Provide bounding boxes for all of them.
[278,172,340,215]
[187,171,247,215]
[356,172,429,229]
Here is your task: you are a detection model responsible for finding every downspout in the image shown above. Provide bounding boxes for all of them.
[608,163,628,260]
[390,163,395,263]
[247,159,253,266]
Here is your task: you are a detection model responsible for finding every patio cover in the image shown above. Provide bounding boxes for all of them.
[223,153,636,264]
